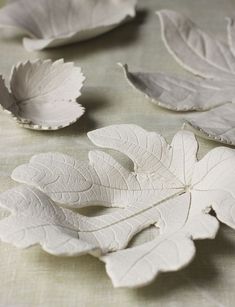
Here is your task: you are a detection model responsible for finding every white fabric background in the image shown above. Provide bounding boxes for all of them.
[0,0,235,306]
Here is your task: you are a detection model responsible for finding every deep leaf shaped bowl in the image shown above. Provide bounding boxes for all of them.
[0,59,85,130]
[0,0,137,51]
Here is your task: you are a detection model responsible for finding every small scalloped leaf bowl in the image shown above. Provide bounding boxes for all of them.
[0,0,137,51]
[0,59,85,130]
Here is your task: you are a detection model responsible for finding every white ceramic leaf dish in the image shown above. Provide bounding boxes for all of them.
[121,10,235,146]
[0,124,235,288]
[0,0,137,51]
[0,58,85,130]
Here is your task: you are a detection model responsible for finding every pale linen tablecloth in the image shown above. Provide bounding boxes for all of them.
[0,0,235,306]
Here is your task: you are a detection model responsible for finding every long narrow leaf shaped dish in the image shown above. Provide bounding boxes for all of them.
[0,0,137,51]
[0,59,85,130]
[0,124,235,288]
[121,10,235,146]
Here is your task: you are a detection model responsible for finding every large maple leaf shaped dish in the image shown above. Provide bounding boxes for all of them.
[0,0,137,51]
[0,124,235,288]
[121,10,235,146]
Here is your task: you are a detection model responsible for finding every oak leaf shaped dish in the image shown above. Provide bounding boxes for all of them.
[121,10,235,145]
[0,124,235,288]
[0,0,137,51]
[0,59,85,130]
